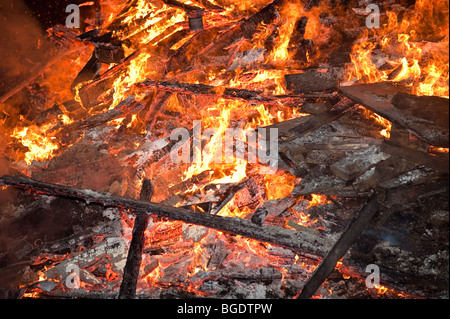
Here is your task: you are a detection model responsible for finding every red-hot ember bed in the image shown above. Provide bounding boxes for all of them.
[0,0,448,300]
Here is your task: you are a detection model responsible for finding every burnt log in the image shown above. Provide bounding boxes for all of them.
[298,193,379,299]
[380,140,449,173]
[136,79,304,106]
[118,179,155,299]
[285,68,343,94]
[0,175,332,260]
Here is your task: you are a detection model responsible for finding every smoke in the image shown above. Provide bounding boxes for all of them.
[0,0,54,97]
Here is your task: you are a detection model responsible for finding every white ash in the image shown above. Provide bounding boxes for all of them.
[267,246,296,258]
[228,48,265,71]
[379,166,434,188]
[182,223,209,242]
[102,207,120,220]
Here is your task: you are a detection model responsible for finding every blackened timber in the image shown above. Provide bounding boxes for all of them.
[119,179,155,299]
[136,79,304,105]
[298,193,379,299]
[0,175,331,260]
[290,97,356,138]
[285,69,342,94]
[380,140,449,173]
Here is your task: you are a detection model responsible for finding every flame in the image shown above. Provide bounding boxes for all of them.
[11,124,60,166]
[307,194,330,208]
[345,0,449,98]
[269,0,304,62]
[264,173,296,200]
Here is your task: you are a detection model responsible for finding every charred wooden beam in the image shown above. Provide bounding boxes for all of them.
[136,79,304,105]
[0,175,332,260]
[298,193,379,299]
[119,179,155,299]
[285,68,343,94]
[241,0,286,39]
[290,96,357,138]
[380,140,449,173]
[53,96,145,140]
[251,195,297,226]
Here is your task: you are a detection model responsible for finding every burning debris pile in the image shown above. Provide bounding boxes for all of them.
[0,0,448,299]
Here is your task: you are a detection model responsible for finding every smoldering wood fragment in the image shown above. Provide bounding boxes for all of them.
[54,96,145,139]
[353,156,419,192]
[330,145,391,182]
[380,140,449,173]
[392,92,449,129]
[288,16,315,62]
[188,14,204,31]
[241,0,286,39]
[118,179,155,299]
[251,196,297,226]
[285,69,342,94]
[0,175,332,260]
[206,240,228,270]
[378,175,449,208]
[168,170,214,195]
[290,96,356,138]
[339,83,449,147]
[71,52,102,93]
[144,91,174,132]
[34,104,63,125]
[211,179,249,215]
[298,193,379,299]
[293,173,360,198]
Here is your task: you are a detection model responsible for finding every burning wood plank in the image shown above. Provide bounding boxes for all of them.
[136,79,304,106]
[380,140,449,173]
[0,175,332,260]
